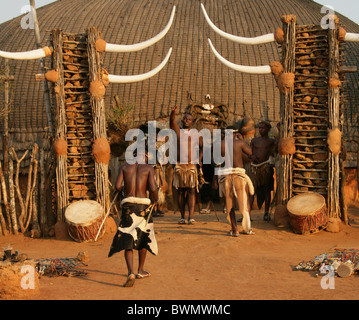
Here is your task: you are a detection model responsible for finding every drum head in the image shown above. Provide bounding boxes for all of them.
[65,200,104,226]
[287,192,325,216]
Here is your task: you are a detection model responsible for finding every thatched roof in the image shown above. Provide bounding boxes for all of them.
[0,0,358,165]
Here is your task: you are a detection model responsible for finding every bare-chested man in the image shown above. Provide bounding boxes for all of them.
[249,121,277,221]
[108,155,158,287]
[170,106,203,225]
[214,127,255,236]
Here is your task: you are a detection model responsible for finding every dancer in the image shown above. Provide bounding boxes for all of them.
[170,106,203,225]
[215,127,255,236]
[108,152,159,287]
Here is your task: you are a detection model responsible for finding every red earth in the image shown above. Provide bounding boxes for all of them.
[1,206,359,300]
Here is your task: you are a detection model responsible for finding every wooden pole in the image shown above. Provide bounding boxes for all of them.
[8,156,18,234]
[87,27,110,213]
[328,23,341,219]
[52,28,69,222]
[0,170,8,235]
[277,15,296,205]
[95,191,119,241]
[0,161,11,232]
[29,0,54,138]
[3,59,9,174]
[39,148,47,235]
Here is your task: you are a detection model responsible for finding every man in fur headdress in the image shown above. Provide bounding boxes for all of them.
[249,120,277,221]
[108,150,158,287]
[170,106,203,225]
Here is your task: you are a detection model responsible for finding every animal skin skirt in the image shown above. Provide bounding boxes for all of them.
[173,163,198,191]
[108,198,158,257]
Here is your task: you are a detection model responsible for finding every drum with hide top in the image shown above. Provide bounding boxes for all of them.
[65,200,105,242]
[287,192,328,234]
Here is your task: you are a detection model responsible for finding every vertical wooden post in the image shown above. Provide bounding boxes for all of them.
[29,0,54,137]
[8,157,18,234]
[328,23,341,219]
[3,59,9,174]
[0,164,8,234]
[87,27,110,213]
[52,29,69,222]
[39,149,47,233]
[1,59,13,235]
[277,15,296,205]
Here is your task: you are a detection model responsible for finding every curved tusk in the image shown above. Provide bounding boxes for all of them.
[201,3,275,45]
[208,39,271,74]
[0,46,52,60]
[344,33,359,42]
[108,48,172,83]
[105,6,176,53]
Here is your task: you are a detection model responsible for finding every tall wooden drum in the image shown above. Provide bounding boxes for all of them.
[65,200,105,242]
[287,192,328,234]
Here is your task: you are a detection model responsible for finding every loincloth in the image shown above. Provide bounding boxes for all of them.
[250,161,274,210]
[218,167,254,198]
[108,197,158,257]
[250,161,274,190]
[173,163,198,191]
[153,164,167,205]
[217,168,253,232]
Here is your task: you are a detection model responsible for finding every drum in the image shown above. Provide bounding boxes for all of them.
[65,200,105,242]
[287,192,328,234]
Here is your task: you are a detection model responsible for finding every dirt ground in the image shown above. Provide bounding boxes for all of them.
[1,206,359,301]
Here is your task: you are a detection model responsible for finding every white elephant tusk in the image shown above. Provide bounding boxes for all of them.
[0,46,52,60]
[344,33,359,42]
[108,47,172,83]
[104,6,176,53]
[207,39,271,74]
[201,3,275,45]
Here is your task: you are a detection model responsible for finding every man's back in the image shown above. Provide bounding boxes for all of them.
[221,137,252,169]
[116,163,158,200]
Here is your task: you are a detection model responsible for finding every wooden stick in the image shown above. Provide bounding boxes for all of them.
[24,145,37,229]
[8,156,17,234]
[277,16,296,205]
[25,146,38,230]
[0,160,10,232]
[11,148,29,232]
[327,24,341,219]
[95,191,119,241]
[3,59,10,175]
[0,172,8,235]
[29,0,54,137]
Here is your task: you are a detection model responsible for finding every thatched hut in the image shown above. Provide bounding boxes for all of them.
[0,0,358,237]
[0,0,357,165]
